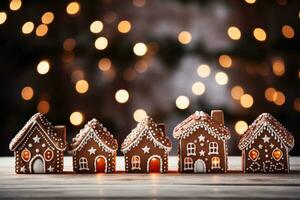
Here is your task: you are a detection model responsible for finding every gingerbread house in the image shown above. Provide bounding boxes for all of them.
[238,113,294,173]
[9,113,66,174]
[173,110,230,173]
[121,116,172,173]
[69,119,118,173]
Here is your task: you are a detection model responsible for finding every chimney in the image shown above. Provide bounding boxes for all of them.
[54,125,66,144]
[157,123,166,135]
[211,110,224,125]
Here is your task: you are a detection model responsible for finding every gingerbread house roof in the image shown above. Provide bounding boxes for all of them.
[173,111,230,140]
[69,118,118,154]
[9,113,66,151]
[238,113,294,150]
[121,116,172,154]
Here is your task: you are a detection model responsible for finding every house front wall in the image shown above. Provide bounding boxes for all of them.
[124,135,168,173]
[73,139,116,173]
[15,125,64,174]
[179,128,227,173]
[243,129,289,173]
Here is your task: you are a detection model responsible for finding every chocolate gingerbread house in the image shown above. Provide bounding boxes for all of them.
[9,113,66,174]
[238,113,294,173]
[69,119,118,173]
[121,116,172,173]
[173,110,230,173]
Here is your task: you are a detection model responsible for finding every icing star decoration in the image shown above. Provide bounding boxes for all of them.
[88,147,96,155]
[47,166,54,173]
[262,135,270,143]
[20,166,26,173]
[199,150,205,156]
[198,134,205,142]
[142,146,150,154]
[33,135,41,143]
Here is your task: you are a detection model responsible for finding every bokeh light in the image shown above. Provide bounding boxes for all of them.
[273,91,285,106]
[197,64,211,78]
[21,86,34,101]
[294,98,300,112]
[218,54,232,68]
[215,72,228,85]
[0,12,7,25]
[135,60,148,73]
[41,12,54,24]
[37,60,50,75]
[9,0,22,11]
[240,94,254,108]
[192,82,205,96]
[133,0,146,7]
[98,58,111,71]
[175,96,190,110]
[178,31,192,44]
[70,111,84,126]
[133,42,147,56]
[115,89,129,103]
[244,0,256,4]
[282,25,294,39]
[231,85,244,100]
[90,20,103,33]
[75,80,89,94]
[253,28,267,41]
[35,24,48,37]
[95,37,108,50]
[235,121,248,135]
[118,20,131,33]
[63,38,76,51]
[272,58,285,76]
[22,21,34,34]
[37,100,50,114]
[66,2,80,15]
[227,26,241,40]
[133,109,147,122]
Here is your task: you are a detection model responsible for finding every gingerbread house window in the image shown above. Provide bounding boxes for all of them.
[184,157,193,170]
[211,157,220,169]
[131,155,141,170]
[208,142,218,155]
[79,157,89,170]
[187,143,196,156]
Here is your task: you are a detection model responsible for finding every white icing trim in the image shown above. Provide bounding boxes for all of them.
[29,154,46,173]
[94,155,107,173]
[146,155,162,173]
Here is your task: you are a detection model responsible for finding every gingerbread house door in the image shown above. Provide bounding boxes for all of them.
[31,157,45,173]
[148,156,161,173]
[95,156,106,173]
[194,159,206,173]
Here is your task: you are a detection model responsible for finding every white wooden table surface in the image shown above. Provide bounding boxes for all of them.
[1,156,300,199]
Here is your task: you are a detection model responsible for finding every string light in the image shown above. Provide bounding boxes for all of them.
[70,111,84,126]
[21,86,34,101]
[75,80,89,94]
[37,100,50,114]
[272,58,285,76]
[265,87,276,102]
[115,89,129,103]
[118,20,131,33]
[133,109,147,122]
[95,37,108,50]
[197,64,211,78]
[22,21,34,34]
[215,72,228,85]
[9,0,22,11]
[240,94,254,108]
[35,24,48,37]
[98,58,111,71]
[37,60,50,75]
[41,12,54,24]
[253,28,267,41]
[178,31,192,45]
[133,42,147,56]
[282,25,294,39]
[175,96,190,110]
[0,12,7,25]
[192,82,205,96]
[227,26,241,40]
[231,85,244,100]
[235,121,248,135]
[66,2,80,15]
[218,54,232,68]
[90,21,103,33]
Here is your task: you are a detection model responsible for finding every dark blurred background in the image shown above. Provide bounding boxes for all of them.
[0,0,299,156]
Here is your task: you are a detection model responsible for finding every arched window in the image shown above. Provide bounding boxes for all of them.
[208,142,218,155]
[211,157,220,169]
[79,157,89,171]
[131,156,141,170]
[187,143,196,156]
[184,157,193,170]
